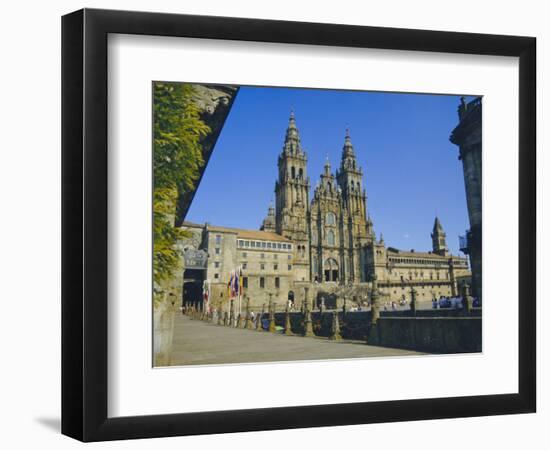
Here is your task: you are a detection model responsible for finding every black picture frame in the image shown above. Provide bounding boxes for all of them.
[62,8,536,442]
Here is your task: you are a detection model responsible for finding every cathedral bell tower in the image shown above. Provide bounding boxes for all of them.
[336,129,367,219]
[431,216,449,256]
[274,112,311,281]
[274,111,310,239]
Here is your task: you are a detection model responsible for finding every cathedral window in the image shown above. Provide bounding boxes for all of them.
[326,212,336,225]
[327,230,335,246]
[299,168,303,178]
[291,166,296,178]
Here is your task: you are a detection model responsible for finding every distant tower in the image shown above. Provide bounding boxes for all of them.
[260,202,276,232]
[274,111,310,238]
[274,111,311,281]
[336,129,367,218]
[431,217,449,256]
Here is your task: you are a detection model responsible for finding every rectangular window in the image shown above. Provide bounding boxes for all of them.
[214,273,219,279]
[261,253,265,259]
[288,254,291,260]
[274,264,278,271]
[260,277,265,288]
[238,240,243,247]
[288,265,292,271]
[275,277,280,288]
[277,243,282,249]
[243,277,248,288]
[288,244,292,250]
[215,248,220,255]
[242,263,247,269]
[267,242,272,249]
[215,235,221,245]
[244,241,250,247]
[214,262,220,268]
[262,242,266,248]
[251,241,256,248]
[261,263,265,270]
[242,252,247,258]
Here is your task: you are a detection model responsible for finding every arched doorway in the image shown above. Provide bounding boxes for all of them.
[324,258,339,282]
[183,268,205,308]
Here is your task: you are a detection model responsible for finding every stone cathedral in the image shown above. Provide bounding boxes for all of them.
[180,112,471,308]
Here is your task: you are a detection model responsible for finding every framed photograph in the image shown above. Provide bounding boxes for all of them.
[62,8,536,441]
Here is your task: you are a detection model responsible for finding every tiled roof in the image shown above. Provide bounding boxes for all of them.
[207,225,291,242]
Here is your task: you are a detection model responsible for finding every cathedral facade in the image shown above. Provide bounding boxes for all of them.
[179,113,470,309]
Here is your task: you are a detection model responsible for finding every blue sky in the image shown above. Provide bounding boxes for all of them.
[186,85,475,256]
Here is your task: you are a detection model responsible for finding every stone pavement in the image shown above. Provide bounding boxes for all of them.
[169,314,422,366]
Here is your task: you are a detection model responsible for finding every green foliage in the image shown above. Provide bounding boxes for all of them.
[153,82,210,290]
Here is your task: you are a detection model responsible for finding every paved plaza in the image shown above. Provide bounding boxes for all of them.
[169,314,422,366]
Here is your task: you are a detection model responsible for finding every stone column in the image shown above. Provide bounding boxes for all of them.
[268,302,277,333]
[153,291,179,367]
[303,287,314,337]
[461,283,474,315]
[229,299,235,327]
[256,304,265,331]
[367,276,380,345]
[245,297,254,330]
[410,286,417,316]
[237,313,244,328]
[284,305,294,336]
[329,311,342,341]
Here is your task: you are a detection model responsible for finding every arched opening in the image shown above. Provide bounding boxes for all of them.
[327,230,335,246]
[298,168,303,179]
[324,258,339,282]
[182,268,205,308]
[291,166,296,178]
[288,291,295,304]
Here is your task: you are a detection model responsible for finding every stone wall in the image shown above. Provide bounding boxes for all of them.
[370,316,481,353]
[266,309,481,353]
